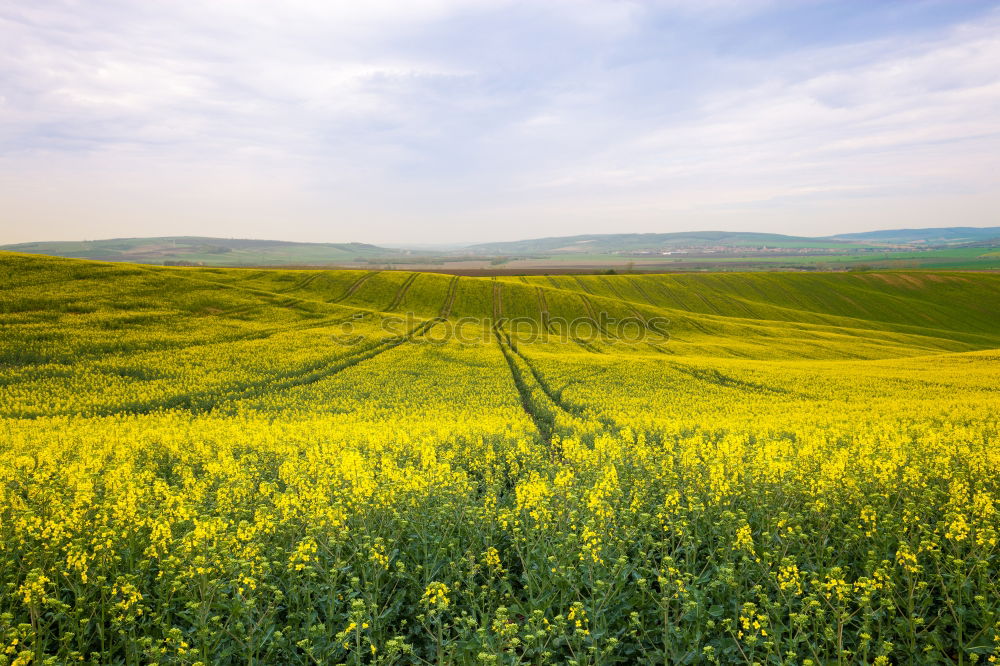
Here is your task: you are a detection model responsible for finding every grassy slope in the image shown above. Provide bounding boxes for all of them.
[4,252,1000,365]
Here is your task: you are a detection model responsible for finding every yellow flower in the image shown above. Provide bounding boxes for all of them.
[421,582,450,609]
[734,524,755,555]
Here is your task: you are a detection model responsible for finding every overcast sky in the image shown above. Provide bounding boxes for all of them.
[2,1,999,245]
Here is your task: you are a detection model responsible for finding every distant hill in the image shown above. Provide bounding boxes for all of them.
[830,227,1000,244]
[0,236,406,266]
[466,228,1000,255]
[464,231,866,254]
[4,226,1000,270]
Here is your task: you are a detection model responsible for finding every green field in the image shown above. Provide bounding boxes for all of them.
[2,252,1000,664]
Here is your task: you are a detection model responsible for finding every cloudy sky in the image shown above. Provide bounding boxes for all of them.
[2,1,999,245]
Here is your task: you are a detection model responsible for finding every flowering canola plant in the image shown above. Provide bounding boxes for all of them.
[1,253,1000,664]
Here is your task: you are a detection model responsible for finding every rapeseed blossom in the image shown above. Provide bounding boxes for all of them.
[1,255,999,663]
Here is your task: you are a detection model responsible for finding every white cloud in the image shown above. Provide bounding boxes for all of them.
[517,13,1000,208]
[0,1,998,243]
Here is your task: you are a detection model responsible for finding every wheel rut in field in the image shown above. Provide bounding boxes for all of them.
[493,323,623,454]
[536,287,552,332]
[576,293,620,342]
[497,328,584,419]
[492,281,504,321]
[140,266,370,317]
[600,279,671,351]
[440,276,460,318]
[385,273,419,312]
[536,286,600,353]
[573,276,595,295]
[31,317,438,419]
[666,362,804,397]
[493,324,557,452]
[334,271,379,303]
[280,272,323,294]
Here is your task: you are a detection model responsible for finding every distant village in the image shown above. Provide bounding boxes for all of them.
[612,245,912,257]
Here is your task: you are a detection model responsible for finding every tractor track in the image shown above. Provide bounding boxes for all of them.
[385,273,419,312]
[535,287,600,353]
[13,317,437,419]
[334,271,379,303]
[494,324,619,448]
[439,276,460,318]
[577,293,619,341]
[493,324,558,454]
[493,281,504,321]
[536,287,552,332]
[280,271,324,294]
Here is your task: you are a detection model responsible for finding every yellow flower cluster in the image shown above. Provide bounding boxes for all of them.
[421,582,450,609]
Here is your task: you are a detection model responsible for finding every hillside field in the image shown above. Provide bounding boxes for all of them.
[1,252,1000,664]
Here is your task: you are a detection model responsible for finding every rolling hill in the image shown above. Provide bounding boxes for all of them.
[0,236,406,266]
[831,226,1000,244]
[3,251,999,368]
[463,231,865,254]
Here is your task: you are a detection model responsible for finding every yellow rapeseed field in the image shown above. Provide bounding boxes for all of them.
[1,253,999,664]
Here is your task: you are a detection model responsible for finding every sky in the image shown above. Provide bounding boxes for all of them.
[1,1,1000,246]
